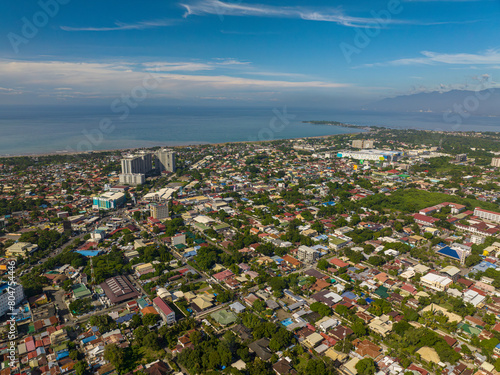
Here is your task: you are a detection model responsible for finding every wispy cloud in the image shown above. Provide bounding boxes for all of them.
[181,0,398,27]
[363,49,500,67]
[142,59,250,72]
[60,19,173,31]
[0,59,350,102]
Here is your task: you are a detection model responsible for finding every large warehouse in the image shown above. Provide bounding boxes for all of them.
[100,275,140,304]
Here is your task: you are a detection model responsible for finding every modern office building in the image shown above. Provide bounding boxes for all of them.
[492,158,500,167]
[92,192,126,210]
[156,149,176,173]
[150,203,169,220]
[0,282,25,317]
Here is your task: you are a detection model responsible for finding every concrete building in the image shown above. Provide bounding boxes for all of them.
[337,149,402,162]
[352,140,374,149]
[474,207,500,224]
[156,149,176,173]
[455,154,467,162]
[5,242,38,258]
[0,283,24,317]
[119,151,155,186]
[150,203,169,220]
[92,192,126,210]
[153,297,176,325]
[420,273,453,292]
[100,276,140,304]
[492,158,500,167]
[119,173,145,186]
[297,245,320,263]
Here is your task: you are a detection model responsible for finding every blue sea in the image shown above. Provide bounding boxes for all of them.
[0,105,499,156]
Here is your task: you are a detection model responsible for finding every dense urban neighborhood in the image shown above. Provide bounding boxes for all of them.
[2,128,500,375]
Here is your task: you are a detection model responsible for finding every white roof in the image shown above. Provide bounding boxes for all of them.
[422,273,452,286]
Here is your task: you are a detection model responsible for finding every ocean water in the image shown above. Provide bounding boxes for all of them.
[0,105,498,156]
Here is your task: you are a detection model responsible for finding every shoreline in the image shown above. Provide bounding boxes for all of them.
[0,127,365,159]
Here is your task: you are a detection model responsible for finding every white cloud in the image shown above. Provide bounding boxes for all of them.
[0,60,350,101]
[363,49,500,67]
[61,19,173,31]
[181,0,397,27]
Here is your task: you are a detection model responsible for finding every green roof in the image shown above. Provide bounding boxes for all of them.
[210,309,237,326]
[458,322,481,336]
[374,286,390,299]
[72,283,91,300]
[330,237,348,245]
[53,343,68,352]
[213,223,230,230]
[194,223,210,231]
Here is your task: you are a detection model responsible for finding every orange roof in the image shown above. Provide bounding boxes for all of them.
[141,306,159,315]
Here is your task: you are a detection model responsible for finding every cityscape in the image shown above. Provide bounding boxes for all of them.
[1,128,500,375]
[2,1,500,375]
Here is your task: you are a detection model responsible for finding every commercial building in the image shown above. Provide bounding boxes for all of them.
[352,140,374,149]
[152,297,176,325]
[297,245,320,263]
[492,158,500,167]
[100,276,140,304]
[92,192,125,210]
[150,203,169,220]
[337,149,403,162]
[474,207,500,224]
[118,173,145,186]
[0,282,24,317]
[420,273,453,292]
[5,242,38,258]
[156,149,176,173]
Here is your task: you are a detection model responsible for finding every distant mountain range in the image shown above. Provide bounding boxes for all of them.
[365,88,500,116]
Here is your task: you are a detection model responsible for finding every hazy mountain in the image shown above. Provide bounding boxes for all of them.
[366,89,500,116]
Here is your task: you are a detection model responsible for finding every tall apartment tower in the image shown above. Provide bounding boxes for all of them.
[492,158,500,167]
[119,151,154,186]
[156,149,176,173]
[121,151,153,174]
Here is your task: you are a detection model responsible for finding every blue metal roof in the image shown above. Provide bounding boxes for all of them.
[82,335,97,344]
[437,246,460,260]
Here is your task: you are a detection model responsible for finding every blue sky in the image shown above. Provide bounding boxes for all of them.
[1,0,500,108]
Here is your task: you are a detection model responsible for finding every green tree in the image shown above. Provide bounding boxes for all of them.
[104,344,125,373]
[356,358,376,375]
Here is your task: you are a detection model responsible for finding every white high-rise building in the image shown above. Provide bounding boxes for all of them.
[0,283,24,317]
[156,149,176,173]
[492,158,500,167]
[119,151,154,186]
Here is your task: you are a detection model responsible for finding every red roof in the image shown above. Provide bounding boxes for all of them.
[153,297,174,316]
[329,258,349,268]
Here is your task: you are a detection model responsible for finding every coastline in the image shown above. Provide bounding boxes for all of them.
[0,126,365,159]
